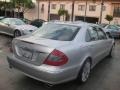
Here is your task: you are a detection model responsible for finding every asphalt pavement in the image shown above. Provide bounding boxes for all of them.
[0,34,120,90]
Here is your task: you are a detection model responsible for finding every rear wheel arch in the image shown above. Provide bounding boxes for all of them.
[87,57,92,66]
[77,57,92,83]
[78,56,93,71]
[82,57,92,69]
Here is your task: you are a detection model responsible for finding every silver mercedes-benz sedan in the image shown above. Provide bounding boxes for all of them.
[7,22,115,85]
[0,18,38,37]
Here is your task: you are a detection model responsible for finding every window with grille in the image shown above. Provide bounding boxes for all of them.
[78,5,85,11]
[89,5,96,11]
[113,4,120,17]
[60,4,65,9]
[102,6,106,11]
[51,4,56,9]
[41,4,44,13]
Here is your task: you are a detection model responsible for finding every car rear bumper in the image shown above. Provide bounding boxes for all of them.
[7,54,80,85]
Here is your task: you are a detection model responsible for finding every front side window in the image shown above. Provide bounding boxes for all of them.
[88,27,99,41]
[89,5,96,11]
[32,23,80,41]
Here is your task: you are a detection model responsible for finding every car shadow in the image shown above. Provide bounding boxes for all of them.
[12,56,113,90]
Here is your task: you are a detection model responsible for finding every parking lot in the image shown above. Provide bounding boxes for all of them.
[0,34,120,90]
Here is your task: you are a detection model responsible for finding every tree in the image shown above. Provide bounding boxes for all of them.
[58,9,69,21]
[99,0,104,24]
[10,0,35,18]
[71,0,75,21]
[48,0,50,21]
[105,15,113,24]
[0,1,14,16]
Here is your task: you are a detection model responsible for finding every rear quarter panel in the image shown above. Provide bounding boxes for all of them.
[53,41,93,80]
[57,42,92,72]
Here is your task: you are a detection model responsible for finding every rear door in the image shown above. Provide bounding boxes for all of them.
[87,26,102,66]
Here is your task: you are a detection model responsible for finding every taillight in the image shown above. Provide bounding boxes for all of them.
[43,49,68,66]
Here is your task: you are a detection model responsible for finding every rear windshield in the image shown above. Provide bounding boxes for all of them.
[32,23,80,41]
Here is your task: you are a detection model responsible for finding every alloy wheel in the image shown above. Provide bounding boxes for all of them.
[81,61,91,82]
[14,30,21,38]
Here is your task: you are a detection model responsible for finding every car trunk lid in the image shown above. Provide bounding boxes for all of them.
[13,36,71,66]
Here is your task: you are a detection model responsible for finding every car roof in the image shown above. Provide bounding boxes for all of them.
[3,18,20,20]
[46,21,95,28]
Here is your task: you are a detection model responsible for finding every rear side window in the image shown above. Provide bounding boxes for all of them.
[85,30,91,42]
[33,23,80,41]
[97,28,107,40]
[87,27,99,41]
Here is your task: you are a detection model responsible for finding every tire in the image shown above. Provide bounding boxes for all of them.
[108,45,115,57]
[14,30,21,38]
[77,59,91,83]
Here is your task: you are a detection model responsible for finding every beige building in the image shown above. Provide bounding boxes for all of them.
[24,0,120,24]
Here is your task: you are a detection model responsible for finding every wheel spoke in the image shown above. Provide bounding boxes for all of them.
[82,61,90,82]
[15,31,21,37]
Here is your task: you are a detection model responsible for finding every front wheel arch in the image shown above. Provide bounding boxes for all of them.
[14,30,21,38]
